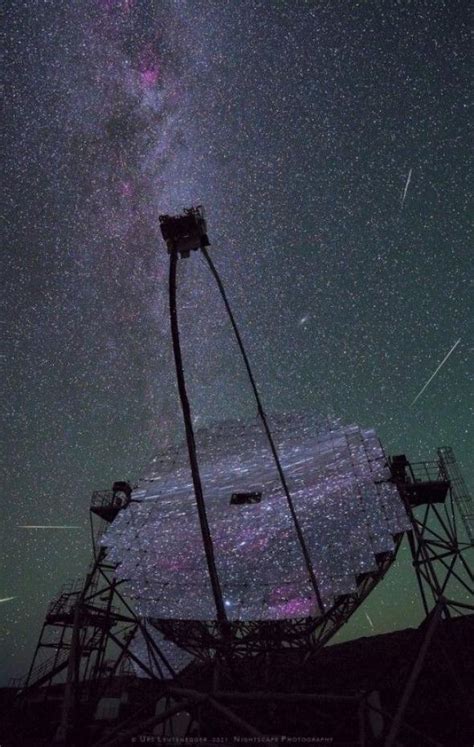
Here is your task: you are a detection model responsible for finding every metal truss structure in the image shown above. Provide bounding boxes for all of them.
[9,446,473,746]
[392,449,474,618]
[10,513,175,745]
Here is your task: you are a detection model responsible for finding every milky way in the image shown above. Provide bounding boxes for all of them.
[1,0,472,684]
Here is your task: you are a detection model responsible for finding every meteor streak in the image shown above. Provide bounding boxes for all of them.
[410,338,461,406]
[400,168,412,209]
[18,525,82,530]
[0,597,15,604]
[365,612,375,631]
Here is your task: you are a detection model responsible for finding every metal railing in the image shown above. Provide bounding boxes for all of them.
[91,490,115,509]
[438,447,474,544]
[9,647,70,690]
[406,459,446,484]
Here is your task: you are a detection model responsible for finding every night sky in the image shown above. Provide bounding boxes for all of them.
[1,0,472,685]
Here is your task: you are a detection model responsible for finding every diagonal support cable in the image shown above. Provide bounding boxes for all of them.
[201,247,324,614]
[169,250,228,625]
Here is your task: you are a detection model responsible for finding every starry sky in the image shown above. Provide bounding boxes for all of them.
[1,0,472,685]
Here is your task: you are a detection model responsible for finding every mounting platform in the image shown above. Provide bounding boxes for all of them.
[159,206,209,257]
